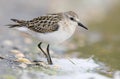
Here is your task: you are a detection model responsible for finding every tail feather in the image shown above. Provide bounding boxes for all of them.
[7,24,21,28]
[7,19,27,28]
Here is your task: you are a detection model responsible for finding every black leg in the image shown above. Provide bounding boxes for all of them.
[38,42,47,58]
[38,42,53,65]
[47,44,53,65]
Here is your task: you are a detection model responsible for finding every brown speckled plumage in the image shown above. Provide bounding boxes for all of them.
[9,13,63,33]
[27,14,62,33]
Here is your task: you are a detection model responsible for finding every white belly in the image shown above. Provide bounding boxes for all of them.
[35,30,73,44]
[30,28,75,44]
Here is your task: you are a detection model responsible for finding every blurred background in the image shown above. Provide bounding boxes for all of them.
[0,0,120,79]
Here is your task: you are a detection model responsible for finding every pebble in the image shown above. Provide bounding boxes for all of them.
[17,58,32,64]
[10,49,25,58]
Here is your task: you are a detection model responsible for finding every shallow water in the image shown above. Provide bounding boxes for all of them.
[0,55,119,79]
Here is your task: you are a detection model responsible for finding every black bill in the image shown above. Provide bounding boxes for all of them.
[78,22,88,30]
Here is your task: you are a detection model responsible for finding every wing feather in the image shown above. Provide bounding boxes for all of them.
[27,14,62,33]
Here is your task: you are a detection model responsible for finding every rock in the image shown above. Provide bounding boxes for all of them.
[10,49,25,58]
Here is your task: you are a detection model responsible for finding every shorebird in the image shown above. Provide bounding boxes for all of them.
[8,11,88,65]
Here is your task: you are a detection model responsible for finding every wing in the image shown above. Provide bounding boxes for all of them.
[26,14,62,33]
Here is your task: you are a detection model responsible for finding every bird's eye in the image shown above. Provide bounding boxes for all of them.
[70,17,74,21]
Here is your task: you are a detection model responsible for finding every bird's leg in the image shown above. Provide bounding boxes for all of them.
[38,42,48,58]
[46,44,53,65]
[38,42,53,65]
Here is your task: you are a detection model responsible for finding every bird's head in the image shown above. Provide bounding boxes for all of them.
[64,11,88,30]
